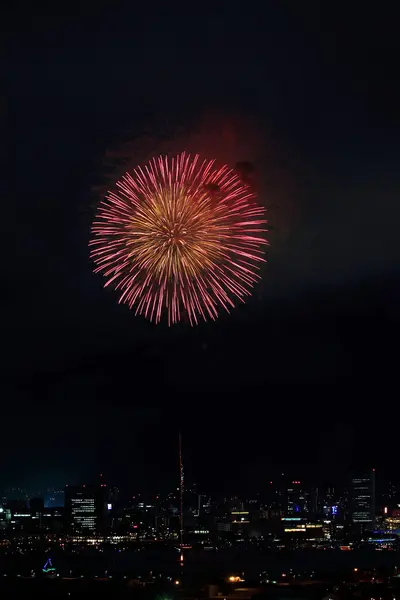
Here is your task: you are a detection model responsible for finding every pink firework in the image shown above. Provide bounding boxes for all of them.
[90,152,268,325]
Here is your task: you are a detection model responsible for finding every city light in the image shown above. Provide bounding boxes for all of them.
[228,575,244,583]
[0,462,397,589]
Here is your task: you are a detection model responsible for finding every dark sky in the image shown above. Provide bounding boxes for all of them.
[2,3,399,492]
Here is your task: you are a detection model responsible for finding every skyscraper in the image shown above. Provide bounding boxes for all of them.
[286,481,308,514]
[350,470,376,528]
[65,485,107,534]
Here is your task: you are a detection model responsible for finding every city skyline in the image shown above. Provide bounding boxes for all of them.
[2,468,399,539]
[1,466,397,504]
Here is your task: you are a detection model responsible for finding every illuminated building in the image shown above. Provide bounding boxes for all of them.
[281,517,324,540]
[385,508,400,532]
[350,470,376,529]
[323,504,339,519]
[286,481,309,515]
[227,497,252,535]
[231,509,250,533]
[0,506,11,529]
[65,485,107,533]
[322,519,344,541]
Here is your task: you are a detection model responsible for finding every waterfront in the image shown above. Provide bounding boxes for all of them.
[1,544,400,581]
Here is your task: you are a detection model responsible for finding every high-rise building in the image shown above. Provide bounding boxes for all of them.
[286,481,308,514]
[65,485,107,534]
[350,470,376,527]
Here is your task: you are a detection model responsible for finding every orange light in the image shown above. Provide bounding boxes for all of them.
[354,568,359,572]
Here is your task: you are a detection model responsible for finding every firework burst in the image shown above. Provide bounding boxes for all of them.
[90,152,268,325]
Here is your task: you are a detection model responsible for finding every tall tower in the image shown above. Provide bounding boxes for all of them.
[179,432,184,548]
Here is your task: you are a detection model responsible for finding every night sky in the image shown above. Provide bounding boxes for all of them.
[3,3,399,492]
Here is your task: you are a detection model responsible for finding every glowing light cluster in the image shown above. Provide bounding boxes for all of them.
[90,152,267,325]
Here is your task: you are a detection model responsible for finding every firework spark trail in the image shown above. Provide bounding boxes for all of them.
[90,152,268,325]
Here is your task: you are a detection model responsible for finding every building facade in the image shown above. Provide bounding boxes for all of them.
[65,485,107,534]
[350,470,376,529]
